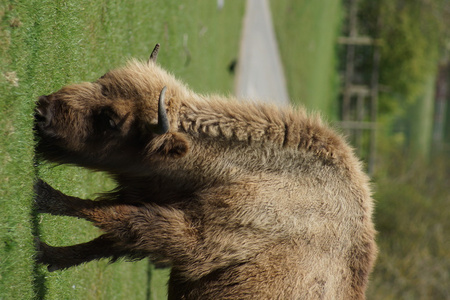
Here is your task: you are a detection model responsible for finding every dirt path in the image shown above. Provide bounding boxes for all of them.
[235,0,290,106]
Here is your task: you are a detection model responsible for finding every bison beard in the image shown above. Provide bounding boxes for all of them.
[33,44,377,299]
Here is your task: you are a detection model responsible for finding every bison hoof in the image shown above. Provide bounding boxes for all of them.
[33,179,59,214]
[34,237,63,272]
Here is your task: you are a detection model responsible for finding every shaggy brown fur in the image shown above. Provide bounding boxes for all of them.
[34,46,377,299]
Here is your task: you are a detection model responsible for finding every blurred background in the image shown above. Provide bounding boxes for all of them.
[0,0,448,299]
[273,1,450,297]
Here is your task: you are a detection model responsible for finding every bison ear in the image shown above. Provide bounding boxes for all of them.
[144,85,188,159]
[146,132,189,159]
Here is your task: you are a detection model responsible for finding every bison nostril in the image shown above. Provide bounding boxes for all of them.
[34,110,47,124]
[35,95,52,127]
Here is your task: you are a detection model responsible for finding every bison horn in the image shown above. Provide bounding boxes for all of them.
[155,86,170,134]
[148,43,160,64]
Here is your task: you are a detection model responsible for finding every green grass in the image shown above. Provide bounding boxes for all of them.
[269,0,342,118]
[0,1,244,299]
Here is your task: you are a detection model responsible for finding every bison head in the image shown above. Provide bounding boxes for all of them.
[34,44,189,173]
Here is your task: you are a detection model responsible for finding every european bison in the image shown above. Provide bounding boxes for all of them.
[34,44,377,299]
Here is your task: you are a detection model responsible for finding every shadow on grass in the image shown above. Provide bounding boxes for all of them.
[31,155,48,300]
[146,260,153,300]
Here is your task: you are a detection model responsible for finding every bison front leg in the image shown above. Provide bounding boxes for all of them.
[34,179,97,217]
[35,234,132,271]
[33,179,202,274]
[34,180,130,271]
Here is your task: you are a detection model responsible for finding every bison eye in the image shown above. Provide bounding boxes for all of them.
[94,109,120,133]
[108,118,117,129]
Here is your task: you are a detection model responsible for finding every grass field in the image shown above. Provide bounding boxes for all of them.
[269,0,342,118]
[0,1,245,299]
